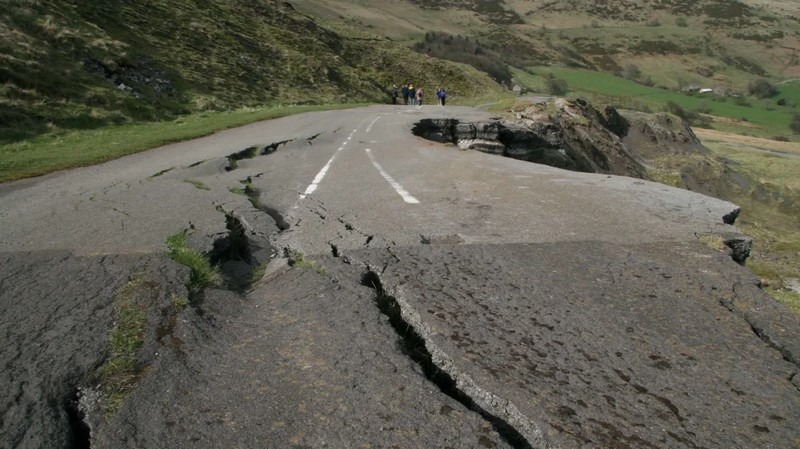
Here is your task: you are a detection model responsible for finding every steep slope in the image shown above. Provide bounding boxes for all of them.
[296,0,800,91]
[0,0,503,141]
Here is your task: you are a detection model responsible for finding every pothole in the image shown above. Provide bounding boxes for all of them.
[211,210,278,290]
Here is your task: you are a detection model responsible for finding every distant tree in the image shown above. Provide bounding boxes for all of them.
[665,101,689,120]
[675,17,688,27]
[546,74,568,95]
[748,79,777,98]
[624,64,641,81]
[791,114,800,134]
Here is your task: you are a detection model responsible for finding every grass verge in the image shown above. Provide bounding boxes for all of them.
[165,230,221,299]
[0,103,365,183]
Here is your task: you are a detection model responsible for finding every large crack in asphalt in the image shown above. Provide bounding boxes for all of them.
[67,388,92,449]
[64,199,286,447]
[240,179,290,231]
[360,269,545,449]
[225,139,293,171]
[725,282,799,368]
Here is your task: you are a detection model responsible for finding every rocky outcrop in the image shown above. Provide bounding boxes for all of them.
[413,99,647,178]
[621,111,709,160]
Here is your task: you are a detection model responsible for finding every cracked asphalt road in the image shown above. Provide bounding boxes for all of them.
[1,105,798,448]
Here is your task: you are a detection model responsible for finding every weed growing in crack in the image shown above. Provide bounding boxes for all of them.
[241,179,262,208]
[182,179,210,190]
[286,249,328,275]
[98,276,147,415]
[226,145,266,170]
[165,230,221,299]
[248,262,269,286]
[228,186,246,196]
[170,293,188,311]
[229,145,260,161]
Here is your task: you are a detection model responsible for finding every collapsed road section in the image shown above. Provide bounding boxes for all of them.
[2,105,799,448]
[349,240,800,448]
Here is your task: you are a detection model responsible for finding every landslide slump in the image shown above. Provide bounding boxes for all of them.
[413,99,647,179]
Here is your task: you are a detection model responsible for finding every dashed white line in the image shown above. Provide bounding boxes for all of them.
[365,116,382,133]
[364,148,420,204]
[300,129,357,199]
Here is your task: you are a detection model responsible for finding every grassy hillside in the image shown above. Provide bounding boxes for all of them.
[297,0,800,137]
[0,0,503,144]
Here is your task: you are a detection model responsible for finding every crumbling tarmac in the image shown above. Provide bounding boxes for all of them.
[1,105,798,448]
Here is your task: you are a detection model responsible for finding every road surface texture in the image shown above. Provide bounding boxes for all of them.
[1,105,798,448]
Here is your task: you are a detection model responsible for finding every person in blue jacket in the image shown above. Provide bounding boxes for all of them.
[437,87,447,106]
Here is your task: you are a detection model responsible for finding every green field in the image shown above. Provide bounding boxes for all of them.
[517,67,800,139]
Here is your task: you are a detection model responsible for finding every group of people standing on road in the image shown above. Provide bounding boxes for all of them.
[390,83,447,106]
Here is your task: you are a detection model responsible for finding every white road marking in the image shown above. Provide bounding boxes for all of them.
[300,129,357,199]
[364,148,420,204]
[365,116,382,133]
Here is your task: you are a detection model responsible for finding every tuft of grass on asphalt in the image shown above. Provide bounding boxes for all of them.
[183,179,210,191]
[170,293,189,312]
[165,230,221,299]
[99,276,148,415]
[698,234,727,252]
[286,249,328,276]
